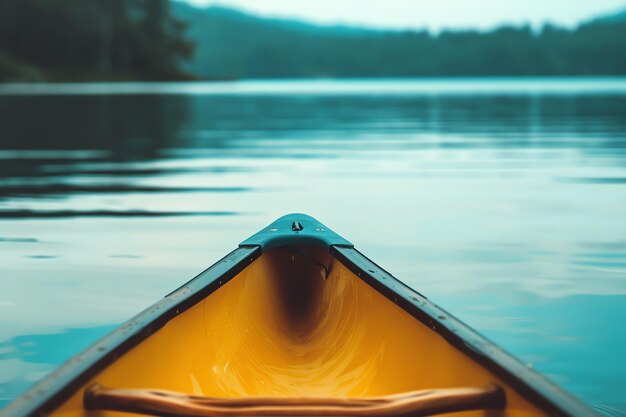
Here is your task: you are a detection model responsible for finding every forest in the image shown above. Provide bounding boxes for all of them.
[0,0,194,81]
[175,3,626,79]
[1,0,626,81]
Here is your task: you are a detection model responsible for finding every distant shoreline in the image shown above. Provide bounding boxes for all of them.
[2,77,626,96]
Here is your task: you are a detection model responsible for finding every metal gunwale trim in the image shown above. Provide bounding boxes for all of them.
[3,246,262,417]
[330,245,597,417]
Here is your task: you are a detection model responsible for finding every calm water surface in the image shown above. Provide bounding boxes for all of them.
[0,79,625,414]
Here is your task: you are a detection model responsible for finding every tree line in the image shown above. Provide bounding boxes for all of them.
[0,0,194,81]
[176,3,626,79]
[1,0,626,81]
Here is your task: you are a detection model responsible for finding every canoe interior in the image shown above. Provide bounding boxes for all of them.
[49,246,547,417]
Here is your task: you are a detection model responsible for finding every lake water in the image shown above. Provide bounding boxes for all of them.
[0,79,625,414]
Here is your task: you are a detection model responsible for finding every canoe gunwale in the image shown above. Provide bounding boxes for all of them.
[2,246,262,417]
[330,246,597,417]
[3,214,597,417]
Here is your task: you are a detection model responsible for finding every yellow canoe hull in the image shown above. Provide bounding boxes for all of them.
[4,215,595,417]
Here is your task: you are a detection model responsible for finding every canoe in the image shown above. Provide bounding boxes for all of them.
[4,214,595,417]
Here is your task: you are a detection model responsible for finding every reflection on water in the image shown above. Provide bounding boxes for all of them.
[0,325,116,403]
[0,79,625,413]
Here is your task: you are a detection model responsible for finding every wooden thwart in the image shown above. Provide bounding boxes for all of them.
[84,383,505,417]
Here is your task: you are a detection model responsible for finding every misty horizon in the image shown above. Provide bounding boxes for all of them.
[180,0,626,32]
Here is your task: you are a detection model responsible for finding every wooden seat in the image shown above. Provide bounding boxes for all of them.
[84,383,505,417]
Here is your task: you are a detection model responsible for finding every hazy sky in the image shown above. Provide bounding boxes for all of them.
[183,0,626,30]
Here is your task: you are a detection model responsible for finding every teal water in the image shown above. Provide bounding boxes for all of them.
[0,78,625,414]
